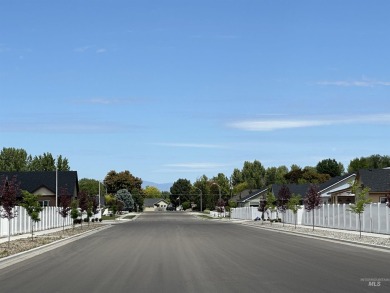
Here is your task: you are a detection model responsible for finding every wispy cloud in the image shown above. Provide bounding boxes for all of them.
[96,48,107,54]
[161,162,228,173]
[73,46,91,53]
[155,143,225,149]
[317,80,390,87]
[229,114,390,131]
[74,98,140,105]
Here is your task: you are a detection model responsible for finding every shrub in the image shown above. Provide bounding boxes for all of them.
[99,218,103,222]
[203,209,210,214]
[182,201,191,210]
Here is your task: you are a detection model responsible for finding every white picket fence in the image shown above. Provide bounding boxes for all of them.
[302,203,390,234]
[231,203,390,235]
[0,206,101,237]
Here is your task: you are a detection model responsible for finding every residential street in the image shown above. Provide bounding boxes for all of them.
[0,213,389,292]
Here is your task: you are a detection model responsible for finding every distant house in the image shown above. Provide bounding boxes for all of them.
[143,198,169,212]
[236,188,267,208]
[0,171,79,207]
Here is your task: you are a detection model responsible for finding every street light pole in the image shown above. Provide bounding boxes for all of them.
[212,182,221,201]
[194,187,203,212]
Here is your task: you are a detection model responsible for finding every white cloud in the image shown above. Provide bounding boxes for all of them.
[317,80,390,87]
[96,48,107,54]
[73,46,91,53]
[229,114,390,131]
[160,162,229,173]
[155,143,225,149]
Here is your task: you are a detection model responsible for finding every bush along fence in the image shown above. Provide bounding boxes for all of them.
[231,203,390,235]
[0,206,102,237]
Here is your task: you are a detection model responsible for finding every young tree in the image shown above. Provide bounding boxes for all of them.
[58,188,72,232]
[287,194,302,229]
[277,185,291,226]
[0,175,20,247]
[21,190,43,240]
[78,191,89,228]
[348,181,371,238]
[70,199,80,230]
[265,191,277,224]
[216,198,226,217]
[304,184,321,231]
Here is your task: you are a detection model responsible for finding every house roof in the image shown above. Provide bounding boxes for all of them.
[237,188,267,203]
[0,171,79,195]
[232,189,262,202]
[319,173,355,191]
[358,168,390,192]
[272,183,311,197]
[144,198,169,207]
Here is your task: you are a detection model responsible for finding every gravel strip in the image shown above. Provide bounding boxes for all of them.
[244,221,390,248]
[0,224,108,259]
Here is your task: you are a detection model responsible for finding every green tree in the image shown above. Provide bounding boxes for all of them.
[79,178,101,196]
[265,166,288,186]
[28,152,56,171]
[241,160,266,188]
[316,158,344,177]
[131,188,144,212]
[287,194,302,229]
[116,189,134,211]
[348,154,390,173]
[348,181,371,238]
[56,155,70,171]
[0,147,28,171]
[231,168,243,186]
[170,178,192,207]
[144,186,162,198]
[265,191,277,224]
[104,170,142,194]
[70,199,80,229]
[21,190,43,240]
[193,175,210,211]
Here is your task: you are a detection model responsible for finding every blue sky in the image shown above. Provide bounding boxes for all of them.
[1,0,390,184]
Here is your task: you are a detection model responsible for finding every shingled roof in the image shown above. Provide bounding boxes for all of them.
[0,171,79,195]
[358,168,390,192]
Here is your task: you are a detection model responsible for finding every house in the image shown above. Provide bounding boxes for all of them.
[271,174,356,205]
[328,168,390,204]
[236,188,267,207]
[0,171,79,207]
[143,198,169,212]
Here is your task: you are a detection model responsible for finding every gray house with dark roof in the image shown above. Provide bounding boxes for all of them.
[0,171,79,207]
[328,168,390,204]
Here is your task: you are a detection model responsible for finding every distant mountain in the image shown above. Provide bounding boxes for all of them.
[142,181,172,192]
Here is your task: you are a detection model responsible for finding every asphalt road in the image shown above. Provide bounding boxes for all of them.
[0,213,389,293]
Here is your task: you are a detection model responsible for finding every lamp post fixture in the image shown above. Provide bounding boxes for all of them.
[194,187,203,212]
[211,182,221,201]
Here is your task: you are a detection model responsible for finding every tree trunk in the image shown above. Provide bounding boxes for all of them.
[312,209,315,231]
[359,214,362,238]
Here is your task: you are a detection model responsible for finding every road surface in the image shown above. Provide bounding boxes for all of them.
[0,212,389,292]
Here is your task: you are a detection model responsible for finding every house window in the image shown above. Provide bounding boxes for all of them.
[39,200,50,207]
[379,197,388,204]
